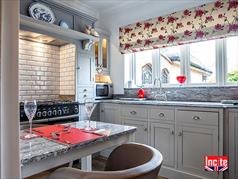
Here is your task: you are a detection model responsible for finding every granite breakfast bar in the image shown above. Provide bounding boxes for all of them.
[20,121,136,178]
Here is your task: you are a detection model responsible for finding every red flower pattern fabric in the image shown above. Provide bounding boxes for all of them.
[119,0,238,54]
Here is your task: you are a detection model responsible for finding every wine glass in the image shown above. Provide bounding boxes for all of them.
[24,100,37,139]
[176,75,186,86]
[84,98,97,131]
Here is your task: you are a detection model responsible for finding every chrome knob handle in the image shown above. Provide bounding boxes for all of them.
[47,111,52,116]
[42,111,47,117]
[53,110,57,116]
[193,116,200,120]
[83,89,87,92]
[83,94,87,98]
[130,111,137,115]
[159,113,165,117]
[58,110,62,115]
[36,112,41,118]
[144,127,148,132]
[74,107,79,114]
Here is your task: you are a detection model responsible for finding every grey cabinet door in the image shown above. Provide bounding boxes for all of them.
[228,112,238,179]
[177,124,218,179]
[77,52,94,85]
[100,104,121,124]
[150,122,175,167]
[123,119,148,145]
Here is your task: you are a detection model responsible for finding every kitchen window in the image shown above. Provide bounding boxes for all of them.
[189,40,216,84]
[160,45,183,85]
[226,36,238,84]
[124,36,238,88]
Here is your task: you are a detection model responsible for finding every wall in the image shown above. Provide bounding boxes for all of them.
[96,0,215,94]
[19,39,75,101]
[60,44,76,95]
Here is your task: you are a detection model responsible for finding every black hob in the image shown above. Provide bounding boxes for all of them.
[20,100,79,124]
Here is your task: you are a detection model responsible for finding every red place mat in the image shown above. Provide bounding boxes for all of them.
[32,125,104,145]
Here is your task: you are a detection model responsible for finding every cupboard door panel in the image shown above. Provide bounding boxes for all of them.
[177,125,218,179]
[123,119,148,145]
[100,104,121,124]
[151,122,175,167]
[228,112,238,179]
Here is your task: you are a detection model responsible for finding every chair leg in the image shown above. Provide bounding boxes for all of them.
[68,161,73,167]
[81,155,92,171]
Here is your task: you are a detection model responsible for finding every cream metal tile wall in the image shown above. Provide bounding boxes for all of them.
[19,39,76,101]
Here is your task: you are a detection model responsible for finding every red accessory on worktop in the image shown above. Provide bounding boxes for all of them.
[30,125,104,145]
[137,88,145,98]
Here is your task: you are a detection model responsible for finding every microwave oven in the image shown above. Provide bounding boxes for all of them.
[95,83,113,99]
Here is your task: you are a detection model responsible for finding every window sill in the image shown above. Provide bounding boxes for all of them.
[124,84,238,89]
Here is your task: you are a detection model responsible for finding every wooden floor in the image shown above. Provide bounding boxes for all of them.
[26,156,167,179]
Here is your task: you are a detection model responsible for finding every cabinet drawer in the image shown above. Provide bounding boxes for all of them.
[177,110,218,126]
[121,105,148,119]
[149,108,175,121]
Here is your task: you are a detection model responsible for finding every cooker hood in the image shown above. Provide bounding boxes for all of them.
[20,15,98,47]
[19,30,69,46]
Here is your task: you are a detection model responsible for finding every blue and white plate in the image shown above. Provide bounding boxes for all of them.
[29,2,55,23]
[59,20,69,29]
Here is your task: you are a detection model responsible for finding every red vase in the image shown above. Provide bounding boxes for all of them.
[137,88,145,98]
[176,75,186,85]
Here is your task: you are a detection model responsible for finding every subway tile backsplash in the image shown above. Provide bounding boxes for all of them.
[60,44,75,95]
[122,86,238,102]
[19,39,75,101]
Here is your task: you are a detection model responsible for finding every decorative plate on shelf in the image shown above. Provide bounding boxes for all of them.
[59,20,69,29]
[28,2,55,23]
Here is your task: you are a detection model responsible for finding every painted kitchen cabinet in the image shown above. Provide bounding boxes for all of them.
[176,109,220,179]
[149,106,175,167]
[100,103,121,124]
[99,103,223,179]
[99,103,121,157]
[121,105,149,145]
[123,119,149,145]
[77,51,95,86]
[94,29,110,75]
[177,125,218,178]
[228,110,238,179]
[76,48,96,115]
[150,122,175,167]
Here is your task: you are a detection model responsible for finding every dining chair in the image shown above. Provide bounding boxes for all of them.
[47,142,163,179]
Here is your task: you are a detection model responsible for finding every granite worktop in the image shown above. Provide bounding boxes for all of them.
[99,99,238,108]
[20,121,136,166]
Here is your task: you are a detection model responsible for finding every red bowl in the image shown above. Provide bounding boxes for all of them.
[176,75,186,84]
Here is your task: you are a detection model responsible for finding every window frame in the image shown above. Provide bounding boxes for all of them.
[224,36,238,86]
[124,37,238,88]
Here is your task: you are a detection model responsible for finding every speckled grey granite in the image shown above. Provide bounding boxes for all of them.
[100,99,238,108]
[20,121,136,166]
[120,86,238,102]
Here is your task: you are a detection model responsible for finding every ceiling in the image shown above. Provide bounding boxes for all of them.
[78,0,215,15]
[78,0,152,14]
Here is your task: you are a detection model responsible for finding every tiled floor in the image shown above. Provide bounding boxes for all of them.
[26,157,167,179]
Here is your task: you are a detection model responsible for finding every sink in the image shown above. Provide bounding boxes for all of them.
[118,98,148,101]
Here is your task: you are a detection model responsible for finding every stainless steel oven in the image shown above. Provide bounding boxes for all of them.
[95,83,113,99]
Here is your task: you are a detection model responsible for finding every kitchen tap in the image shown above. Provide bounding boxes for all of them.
[153,77,167,101]
[154,78,162,93]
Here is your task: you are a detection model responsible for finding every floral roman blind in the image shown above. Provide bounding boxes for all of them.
[119,0,238,54]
